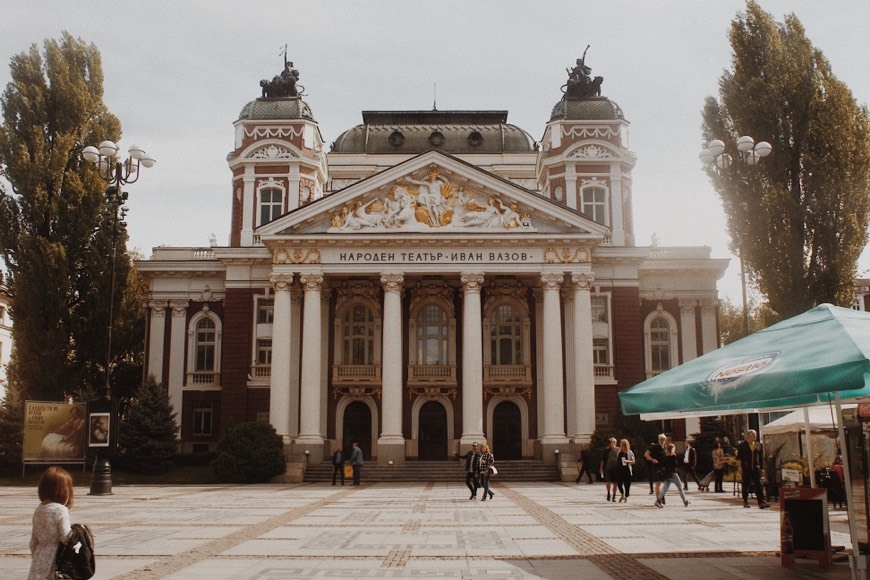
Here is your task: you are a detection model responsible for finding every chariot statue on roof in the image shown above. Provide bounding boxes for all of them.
[562,45,604,99]
[260,44,304,98]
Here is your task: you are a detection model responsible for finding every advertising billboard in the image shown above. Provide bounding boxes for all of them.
[23,401,88,462]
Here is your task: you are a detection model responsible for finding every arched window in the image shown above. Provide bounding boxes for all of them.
[195,318,216,372]
[417,304,448,365]
[258,187,283,226]
[342,304,376,365]
[490,304,521,365]
[649,316,672,374]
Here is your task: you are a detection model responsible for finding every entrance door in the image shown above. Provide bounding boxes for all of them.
[492,401,522,459]
[418,401,448,460]
[342,401,372,460]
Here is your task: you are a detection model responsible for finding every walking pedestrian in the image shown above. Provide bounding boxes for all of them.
[601,437,620,502]
[479,444,495,502]
[681,440,701,490]
[736,430,769,509]
[655,443,690,508]
[616,439,636,502]
[349,442,364,486]
[455,442,481,499]
[331,446,345,485]
[29,466,73,579]
[712,439,726,493]
[644,434,667,499]
[575,446,595,484]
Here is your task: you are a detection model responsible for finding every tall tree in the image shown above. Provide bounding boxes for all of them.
[0,33,143,402]
[702,1,870,318]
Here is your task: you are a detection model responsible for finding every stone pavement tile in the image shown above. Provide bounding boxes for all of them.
[639,556,852,580]
[526,558,608,579]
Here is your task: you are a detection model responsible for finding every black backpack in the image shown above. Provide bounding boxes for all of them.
[55,523,95,579]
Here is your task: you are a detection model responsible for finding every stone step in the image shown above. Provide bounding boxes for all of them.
[303,460,559,482]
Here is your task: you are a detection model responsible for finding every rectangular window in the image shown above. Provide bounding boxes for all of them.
[256,339,272,365]
[593,338,609,365]
[591,297,608,323]
[257,299,274,324]
[192,403,213,436]
[258,188,283,225]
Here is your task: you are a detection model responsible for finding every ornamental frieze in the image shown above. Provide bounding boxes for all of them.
[329,169,534,232]
[544,246,591,264]
[251,144,297,159]
[273,246,321,264]
[244,126,304,139]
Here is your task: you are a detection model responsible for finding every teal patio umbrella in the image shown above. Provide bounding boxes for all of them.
[618,303,870,578]
[619,304,870,418]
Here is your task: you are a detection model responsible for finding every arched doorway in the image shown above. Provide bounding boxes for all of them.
[493,401,522,459]
[343,401,372,460]
[418,401,448,460]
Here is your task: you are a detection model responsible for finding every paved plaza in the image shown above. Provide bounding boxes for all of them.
[0,480,856,579]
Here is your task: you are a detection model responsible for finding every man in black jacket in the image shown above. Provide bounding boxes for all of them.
[332,447,345,485]
[456,442,481,499]
[681,440,701,491]
[737,430,769,509]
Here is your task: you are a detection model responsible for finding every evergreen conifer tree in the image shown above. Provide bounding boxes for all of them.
[0,383,24,467]
[117,375,178,473]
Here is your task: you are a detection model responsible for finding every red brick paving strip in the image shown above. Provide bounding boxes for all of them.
[499,484,670,580]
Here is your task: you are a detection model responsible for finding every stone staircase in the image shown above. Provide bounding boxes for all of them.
[302,460,559,483]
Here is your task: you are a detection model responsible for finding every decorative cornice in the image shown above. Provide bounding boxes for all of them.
[273,246,320,264]
[544,246,591,264]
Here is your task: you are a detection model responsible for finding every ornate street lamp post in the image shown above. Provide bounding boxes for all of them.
[81,140,155,495]
[699,136,771,337]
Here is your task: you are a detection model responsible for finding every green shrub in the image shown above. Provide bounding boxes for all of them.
[211,421,285,483]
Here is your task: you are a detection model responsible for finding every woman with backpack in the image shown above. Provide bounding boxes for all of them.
[29,466,73,579]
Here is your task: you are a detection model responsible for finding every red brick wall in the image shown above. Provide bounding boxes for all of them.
[219,289,257,428]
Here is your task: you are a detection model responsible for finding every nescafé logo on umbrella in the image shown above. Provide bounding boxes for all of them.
[705,352,780,400]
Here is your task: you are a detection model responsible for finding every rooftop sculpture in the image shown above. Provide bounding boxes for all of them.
[260,45,303,98]
[562,45,604,99]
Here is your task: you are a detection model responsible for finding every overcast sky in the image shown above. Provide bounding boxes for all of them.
[2,0,868,304]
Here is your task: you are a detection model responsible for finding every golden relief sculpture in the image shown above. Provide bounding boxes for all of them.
[329,169,533,231]
[543,246,591,264]
[273,247,321,264]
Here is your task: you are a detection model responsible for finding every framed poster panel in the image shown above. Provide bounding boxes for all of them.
[88,412,110,448]
[23,401,88,462]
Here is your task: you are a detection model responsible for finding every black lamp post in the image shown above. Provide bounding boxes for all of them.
[81,140,155,495]
[699,136,772,337]
[699,135,770,435]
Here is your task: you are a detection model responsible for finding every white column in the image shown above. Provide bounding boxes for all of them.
[146,301,167,383]
[296,272,324,447]
[700,298,719,354]
[563,289,577,438]
[460,272,486,444]
[533,289,545,438]
[609,166,626,246]
[288,287,303,437]
[287,168,301,212]
[378,272,405,464]
[540,272,568,445]
[268,273,293,441]
[565,165,578,211]
[240,168,255,246]
[679,300,698,362]
[571,272,596,444]
[167,300,188,426]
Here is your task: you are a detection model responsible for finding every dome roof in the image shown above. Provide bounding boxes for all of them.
[332,110,535,154]
[550,97,624,122]
[238,97,314,121]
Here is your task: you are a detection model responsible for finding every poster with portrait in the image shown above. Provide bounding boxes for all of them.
[88,412,110,447]
[23,401,88,462]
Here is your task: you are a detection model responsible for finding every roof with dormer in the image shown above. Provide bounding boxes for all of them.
[332,110,536,154]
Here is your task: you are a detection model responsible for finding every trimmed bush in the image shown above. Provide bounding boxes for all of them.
[211,421,285,483]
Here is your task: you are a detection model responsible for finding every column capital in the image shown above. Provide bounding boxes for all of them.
[380,272,405,294]
[571,272,595,290]
[679,298,698,313]
[699,297,719,312]
[269,272,294,292]
[540,272,564,290]
[299,272,324,291]
[169,300,189,316]
[460,271,485,293]
[148,300,168,316]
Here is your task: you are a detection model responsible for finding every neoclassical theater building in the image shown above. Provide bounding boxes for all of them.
[138,57,728,466]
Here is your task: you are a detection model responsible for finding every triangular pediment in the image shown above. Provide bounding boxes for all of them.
[256,150,608,240]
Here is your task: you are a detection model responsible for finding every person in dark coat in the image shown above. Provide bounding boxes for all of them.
[736,430,769,509]
[455,442,481,499]
[575,446,596,484]
[331,447,345,486]
[349,442,364,486]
